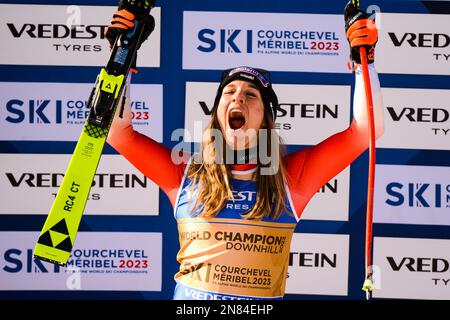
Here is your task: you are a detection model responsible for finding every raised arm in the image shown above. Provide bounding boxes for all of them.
[285,64,384,218]
[284,3,385,219]
[107,79,187,206]
[104,7,187,206]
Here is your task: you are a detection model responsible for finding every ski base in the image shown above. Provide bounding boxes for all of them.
[33,123,109,265]
[33,67,127,266]
[34,244,70,267]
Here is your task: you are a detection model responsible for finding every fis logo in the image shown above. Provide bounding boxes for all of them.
[197,28,253,53]
[386,182,450,208]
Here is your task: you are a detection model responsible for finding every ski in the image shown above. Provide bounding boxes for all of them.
[34,0,155,266]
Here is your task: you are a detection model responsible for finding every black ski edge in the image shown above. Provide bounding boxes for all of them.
[34,254,67,267]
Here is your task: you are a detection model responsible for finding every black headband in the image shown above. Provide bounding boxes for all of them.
[212,66,278,121]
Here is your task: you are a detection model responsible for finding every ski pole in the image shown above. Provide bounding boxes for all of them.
[359,39,376,302]
[348,0,377,300]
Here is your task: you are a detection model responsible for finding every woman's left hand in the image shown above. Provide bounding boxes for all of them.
[344,1,378,64]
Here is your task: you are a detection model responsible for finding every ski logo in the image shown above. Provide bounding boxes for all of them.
[37,219,72,252]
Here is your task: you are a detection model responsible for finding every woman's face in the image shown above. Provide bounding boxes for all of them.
[216,80,265,149]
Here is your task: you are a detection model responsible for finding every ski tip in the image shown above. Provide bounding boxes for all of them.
[34,254,67,267]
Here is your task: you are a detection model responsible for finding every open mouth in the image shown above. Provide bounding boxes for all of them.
[228,109,246,130]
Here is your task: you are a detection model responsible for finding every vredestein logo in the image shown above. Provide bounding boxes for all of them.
[7,23,107,39]
[386,105,449,137]
[197,99,339,124]
[385,181,450,208]
[387,106,449,122]
[386,255,450,287]
[287,249,340,282]
[288,251,337,268]
[5,172,148,189]
[274,103,339,131]
[275,104,339,119]
[1,5,161,67]
[388,32,450,62]
[6,23,106,53]
[373,237,450,295]
[388,32,450,48]
[196,99,340,132]
[285,233,349,295]
[386,256,449,272]
[317,179,338,194]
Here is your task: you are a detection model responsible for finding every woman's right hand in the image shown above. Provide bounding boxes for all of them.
[104,8,155,50]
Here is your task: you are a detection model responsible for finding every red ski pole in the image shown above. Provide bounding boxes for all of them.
[345,0,378,301]
[359,45,376,300]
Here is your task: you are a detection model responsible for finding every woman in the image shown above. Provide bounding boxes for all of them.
[105,3,384,300]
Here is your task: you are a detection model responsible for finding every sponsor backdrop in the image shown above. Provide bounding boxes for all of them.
[0,0,449,300]
[0,82,163,142]
[0,232,162,291]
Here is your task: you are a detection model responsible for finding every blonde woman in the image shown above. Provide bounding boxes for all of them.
[106,2,384,300]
